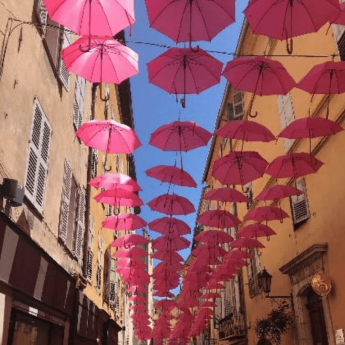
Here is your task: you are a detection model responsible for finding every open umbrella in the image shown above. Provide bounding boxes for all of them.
[230,238,265,249]
[255,184,303,201]
[148,217,191,235]
[76,120,141,153]
[146,165,197,187]
[152,250,184,263]
[222,56,296,116]
[116,258,146,269]
[147,48,223,107]
[194,230,233,244]
[111,234,148,248]
[236,224,276,239]
[102,213,147,231]
[197,210,241,228]
[212,151,268,186]
[152,235,190,251]
[112,247,148,258]
[147,194,195,215]
[128,285,147,293]
[95,189,144,207]
[244,206,289,222]
[330,2,345,25]
[202,187,249,203]
[89,172,141,191]
[244,0,340,54]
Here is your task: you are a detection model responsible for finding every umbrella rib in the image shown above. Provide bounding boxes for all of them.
[176,0,190,42]
[103,48,120,83]
[78,0,89,35]
[193,0,212,41]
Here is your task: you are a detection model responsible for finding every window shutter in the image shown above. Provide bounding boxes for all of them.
[277,93,295,152]
[232,91,244,119]
[91,149,98,178]
[58,29,71,90]
[111,106,115,121]
[36,0,48,34]
[247,257,255,298]
[291,178,310,225]
[227,103,234,121]
[109,258,116,303]
[73,76,86,129]
[86,249,93,282]
[337,30,345,61]
[59,160,72,242]
[75,188,86,260]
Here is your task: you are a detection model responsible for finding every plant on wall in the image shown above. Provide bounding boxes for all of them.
[254,305,294,345]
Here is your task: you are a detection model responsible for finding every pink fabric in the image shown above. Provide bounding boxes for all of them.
[44,0,135,36]
[94,189,144,207]
[192,244,227,257]
[148,217,191,235]
[215,119,276,142]
[151,250,184,262]
[244,0,340,39]
[147,194,195,215]
[89,172,141,190]
[76,120,141,153]
[112,247,148,258]
[266,152,324,178]
[145,165,197,187]
[111,234,148,247]
[244,206,289,222]
[148,48,223,95]
[197,210,241,228]
[230,238,265,249]
[224,249,253,260]
[202,187,249,203]
[194,230,233,244]
[212,151,268,185]
[149,120,212,152]
[152,235,190,251]
[330,2,345,24]
[116,258,146,268]
[222,56,296,95]
[255,184,303,201]
[128,285,147,293]
[236,224,276,238]
[62,37,139,84]
[102,213,147,231]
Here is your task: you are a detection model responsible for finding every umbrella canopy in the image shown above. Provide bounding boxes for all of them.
[236,224,276,239]
[144,0,235,43]
[149,121,212,152]
[215,119,276,142]
[194,230,233,244]
[128,285,147,293]
[89,173,141,191]
[330,2,345,24]
[62,37,139,84]
[146,165,197,187]
[197,210,241,228]
[147,194,195,215]
[202,187,249,203]
[152,235,190,251]
[148,217,191,235]
[212,151,268,186]
[278,117,343,139]
[147,48,223,106]
[255,184,303,201]
[192,244,228,257]
[43,0,135,37]
[266,152,324,179]
[76,120,141,154]
[230,238,265,249]
[111,234,148,248]
[224,249,253,260]
[102,213,147,231]
[244,206,289,222]
[155,261,185,273]
[116,258,146,269]
[112,247,148,258]
[94,189,144,207]
[152,250,184,263]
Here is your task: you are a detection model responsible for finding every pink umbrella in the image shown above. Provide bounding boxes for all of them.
[144,0,235,44]
[194,230,233,244]
[197,210,241,228]
[330,2,345,25]
[43,0,135,37]
[147,194,195,215]
[222,56,296,116]
[128,285,147,293]
[147,48,223,107]
[76,120,141,154]
[244,0,340,54]
[224,249,253,260]
[146,165,197,187]
[89,173,141,191]
[201,292,221,299]
[212,151,268,186]
[192,244,227,258]
[255,185,303,201]
[111,234,148,248]
[202,187,249,203]
[152,250,184,263]
[95,189,144,207]
[266,152,324,179]
[148,217,191,235]
[215,119,276,142]
[112,247,148,258]
[130,305,147,310]
[102,213,147,231]
[155,300,177,310]
[152,235,190,251]
[116,258,146,269]
[155,261,185,272]
[244,206,289,222]
[236,224,276,239]
[230,238,265,249]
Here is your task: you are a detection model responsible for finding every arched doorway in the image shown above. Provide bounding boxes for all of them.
[306,288,329,345]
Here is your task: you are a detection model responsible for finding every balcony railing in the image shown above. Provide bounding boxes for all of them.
[218,313,246,340]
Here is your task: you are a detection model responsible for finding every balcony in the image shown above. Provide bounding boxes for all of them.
[218,313,246,341]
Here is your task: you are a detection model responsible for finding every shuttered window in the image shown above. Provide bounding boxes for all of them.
[337,30,345,61]
[232,91,244,120]
[104,250,117,304]
[104,83,110,118]
[36,0,48,34]
[74,188,86,260]
[86,215,94,282]
[291,178,310,226]
[73,76,86,129]
[91,149,98,178]
[58,28,71,90]
[96,235,103,292]
[245,182,254,210]
[277,93,295,152]
[25,100,51,212]
[96,265,102,292]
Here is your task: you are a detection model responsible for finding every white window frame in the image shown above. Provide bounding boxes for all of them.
[277,93,295,153]
[232,90,244,120]
[291,178,310,225]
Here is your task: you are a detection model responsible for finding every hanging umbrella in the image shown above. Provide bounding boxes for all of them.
[43,0,135,37]
[236,224,276,239]
[194,230,233,244]
[152,235,190,251]
[116,258,146,269]
[222,56,296,116]
[111,234,148,248]
[255,184,303,201]
[94,189,144,207]
[148,217,191,235]
[147,48,223,107]
[202,187,249,203]
[215,119,276,142]
[146,165,197,187]
[155,261,185,272]
[330,2,345,25]
[89,173,142,191]
[244,206,289,222]
[102,213,147,231]
[112,247,148,258]
[244,0,340,54]
[155,300,177,311]
[128,285,147,293]
[212,151,268,186]
[147,194,195,215]
[192,244,228,257]
[130,305,148,310]
[197,210,241,228]
[76,120,141,154]
[230,238,265,249]
[152,250,184,263]
[266,152,324,179]
[144,0,235,45]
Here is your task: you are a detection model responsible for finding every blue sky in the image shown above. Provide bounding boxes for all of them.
[128,0,249,262]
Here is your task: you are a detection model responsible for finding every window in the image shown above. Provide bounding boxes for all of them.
[86,215,95,282]
[96,265,102,292]
[74,188,86,261]
[58,29,71,90]
[107,204,113,216]
[290,178,310,226]
[25,99,51,211]
[232,90,244,120]
[96,235,104,292]
[247,249,261,298]
[277,93,295,152]
[111,106,115,121]
[91,149,98,178]
[73,76,86,129]
[104,249,117,304]
[244,182,254,210]
[104,83,110,118]
[115,154,120,172]
[36,0,48,35]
